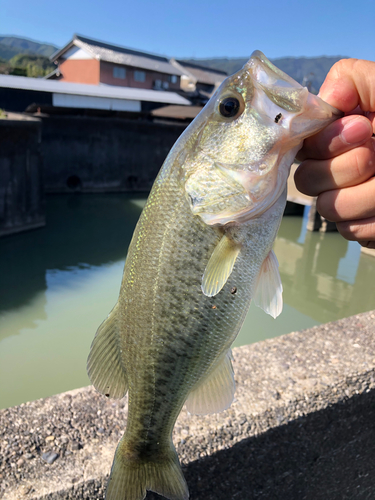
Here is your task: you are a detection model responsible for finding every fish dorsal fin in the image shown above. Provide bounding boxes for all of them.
[253,249,283,319]
[185,350,235,415]
[87,302,128,399]
[202,234,241,297]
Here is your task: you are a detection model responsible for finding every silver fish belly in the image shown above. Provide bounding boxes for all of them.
[87,50,342,500]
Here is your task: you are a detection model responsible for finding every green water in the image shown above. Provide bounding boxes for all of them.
[1,194,375,409]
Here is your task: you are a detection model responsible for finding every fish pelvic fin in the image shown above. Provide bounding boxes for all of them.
[253,249,283,319]
[87,302,128,399]
[185,349,235,415]
[106,438,189,500]
[202,234,241,297]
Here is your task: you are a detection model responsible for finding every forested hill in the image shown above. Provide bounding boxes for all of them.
[0,36,58,77]
[182,56,347,94]
[0,36,346,91]
[0,36,58,60]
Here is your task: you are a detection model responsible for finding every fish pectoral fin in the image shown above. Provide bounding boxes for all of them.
[185,350,235,415]
[253,249,283,319]
[87,302,128,399]
[202,234,241,297]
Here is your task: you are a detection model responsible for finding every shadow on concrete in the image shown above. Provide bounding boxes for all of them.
[149,389,375,500]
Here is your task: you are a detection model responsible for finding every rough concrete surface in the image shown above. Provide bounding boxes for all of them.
[1,311,375,500]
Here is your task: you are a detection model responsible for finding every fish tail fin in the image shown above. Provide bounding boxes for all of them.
[106,438,189,500]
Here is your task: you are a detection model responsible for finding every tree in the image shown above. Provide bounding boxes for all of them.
[0,54,56,77]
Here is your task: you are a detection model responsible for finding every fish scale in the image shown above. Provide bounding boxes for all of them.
[121,174,232,433]
[87,50,342,500]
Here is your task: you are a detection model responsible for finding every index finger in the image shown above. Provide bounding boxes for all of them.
[319,58,375,112]
[297,58,375,161]
[297,114,373,161]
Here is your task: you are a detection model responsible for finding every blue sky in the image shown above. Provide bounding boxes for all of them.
[2,0,374,60]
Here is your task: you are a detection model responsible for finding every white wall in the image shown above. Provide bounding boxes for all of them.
[63,45,93,60]
[52,93,141,112]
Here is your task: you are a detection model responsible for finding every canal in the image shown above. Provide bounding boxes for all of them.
[1,194,375,409]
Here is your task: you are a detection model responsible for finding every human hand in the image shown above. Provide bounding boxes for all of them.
[295,59,375,248]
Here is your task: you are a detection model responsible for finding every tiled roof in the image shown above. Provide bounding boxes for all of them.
[51,34,184,77]
[175,60,227,85]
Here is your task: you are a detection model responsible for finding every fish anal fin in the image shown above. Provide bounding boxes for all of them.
[87,302,128,399]
[202,234,241,297]
[254,249,283,319]
[185,350,235,415]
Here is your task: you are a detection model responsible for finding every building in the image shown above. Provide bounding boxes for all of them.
[0,74,190,114]
[170,59,227,102]
[48,34,183,92]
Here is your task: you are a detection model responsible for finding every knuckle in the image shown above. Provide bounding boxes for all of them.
[314,139,329,160]
[329,59,358,80]
[336,221,357,240]
[351,148,365,180]
[337,218,375,241]
[351,143,375,180]
[294,162,322,196]
[316,192,338,221]
[363,141,375,175]
[357,141,375,175]
[293,163,306,191]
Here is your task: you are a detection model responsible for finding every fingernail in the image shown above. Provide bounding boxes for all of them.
[340,117,373,145]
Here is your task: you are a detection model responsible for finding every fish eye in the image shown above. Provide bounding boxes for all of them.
[219,95,244,119]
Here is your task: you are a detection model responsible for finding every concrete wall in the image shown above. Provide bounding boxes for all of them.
[0,115,45,236]
[39,115,186,193]
[1,310,375,499]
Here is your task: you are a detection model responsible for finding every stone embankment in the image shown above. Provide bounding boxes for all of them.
[1,310,375,500]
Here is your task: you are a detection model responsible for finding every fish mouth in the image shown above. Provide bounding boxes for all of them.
[245,50,343,136]
[184,50,344,227]
[245,50,304,92]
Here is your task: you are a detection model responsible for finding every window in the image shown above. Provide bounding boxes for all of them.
[113,66,126,79]
[169,75,178,84]
[134,70,146,82]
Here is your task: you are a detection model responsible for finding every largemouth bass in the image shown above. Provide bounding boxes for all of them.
[87,51,342,500]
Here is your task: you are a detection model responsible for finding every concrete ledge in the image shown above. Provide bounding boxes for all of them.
[361,246,375,258]
[1,311,375,500]
[0,220,45,237]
